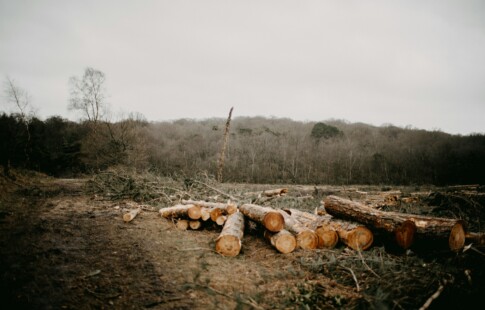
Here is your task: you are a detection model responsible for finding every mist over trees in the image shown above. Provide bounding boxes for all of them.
[1,112,484,186]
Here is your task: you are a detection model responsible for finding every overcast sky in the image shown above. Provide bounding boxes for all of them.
[1,0,484,135]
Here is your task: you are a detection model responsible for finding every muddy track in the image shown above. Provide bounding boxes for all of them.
[0,182,193,309]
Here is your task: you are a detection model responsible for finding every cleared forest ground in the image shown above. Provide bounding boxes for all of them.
[0,170,484,309]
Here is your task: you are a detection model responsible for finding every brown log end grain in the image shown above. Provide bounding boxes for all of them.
[187,205,202,220]
[263,211,285,232]
[339,226,373,251]
[264,230,297,254]
[449,221,466,252]
[296,230,319,250]
[394,220,416,250]
[315,227,339,249]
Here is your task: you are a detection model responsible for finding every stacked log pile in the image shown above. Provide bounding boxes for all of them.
[157,191,474,257]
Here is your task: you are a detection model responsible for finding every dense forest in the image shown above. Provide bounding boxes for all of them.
[1,112,484,185]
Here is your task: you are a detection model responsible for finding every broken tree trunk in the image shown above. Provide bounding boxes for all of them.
[123,208,141,223]
[215,211,245,257]
[159,204,202,220]
[239,204,285,232]
[264,229,297,254]
[282,209,339,249]
[323,195,466,251]
[278,211,318,250]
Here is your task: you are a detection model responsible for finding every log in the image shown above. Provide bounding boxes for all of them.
[263,188,288,197]
[215,212,245,257]
[466,232,485,247]
[264,229,297,254]
[200,208,211,221]
[278,211,318,250]
[189,220,202,230]
[323,195,466,251]
[159,204,202,220]
[123,208,141,222]
[182,200,238,215]
[239,204,285,232]
[176,219,189,230]
[216,215,227,226]
[282,209,339,249]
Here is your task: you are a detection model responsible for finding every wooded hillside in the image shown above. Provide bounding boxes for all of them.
[2,113,485,185]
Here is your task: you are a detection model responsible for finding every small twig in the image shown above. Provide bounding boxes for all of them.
[343,267,360,292]
[419,278,452,310]
[357,249,380,278]
[192,179,238,201]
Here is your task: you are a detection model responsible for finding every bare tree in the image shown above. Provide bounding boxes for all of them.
[68,67,107,127]
[3,76,34,165]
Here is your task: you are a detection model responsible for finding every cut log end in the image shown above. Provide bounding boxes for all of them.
[342,227,373,251]
[226,204,238,215]
[187,205,202,220]
[176,219,189,230]
[315,227,339,249]
[123,208,141,222]
[215,235,242,257]
[395,220,417,250]
[189,220,202,230]
[263,211,285,232]
[296,230,319,250]
[216,215,227,226]
[449,222,466,252]
[264,230,297,254]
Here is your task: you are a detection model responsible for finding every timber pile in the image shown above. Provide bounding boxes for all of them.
[157,191,476,256]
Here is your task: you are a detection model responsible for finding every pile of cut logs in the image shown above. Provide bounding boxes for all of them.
[157,192,480,257]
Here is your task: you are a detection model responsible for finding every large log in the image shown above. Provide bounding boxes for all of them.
[465,232,485,247]
[123,208,141,222]
[215,212,245,257]
[282,209,339,249]
[239,204,285,232]
[323,195,466,251]
[159,204,202,220]
[264,230,297,254]
[278,211,318,250]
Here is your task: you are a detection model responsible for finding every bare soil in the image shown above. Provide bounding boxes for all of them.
[1,172,484,309]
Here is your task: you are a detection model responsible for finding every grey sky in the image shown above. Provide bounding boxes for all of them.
[1,0,484,135]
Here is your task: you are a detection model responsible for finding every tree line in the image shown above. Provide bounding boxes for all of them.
[2,68,484,185]
[1,112,485,186]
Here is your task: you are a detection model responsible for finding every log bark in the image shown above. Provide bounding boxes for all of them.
[239,204,285,232]
[215,211,245,257]
[159,204,202,220]
[278,211,318,250]
[323,195,466,251]
[182,200,238,215]
[282,209,339,249]
[466,232,485,247]
[263,188,288,197]
[123,208,141,222]
[264,229,297,254]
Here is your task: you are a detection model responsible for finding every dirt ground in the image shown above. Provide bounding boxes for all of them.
[1,172,484,309]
